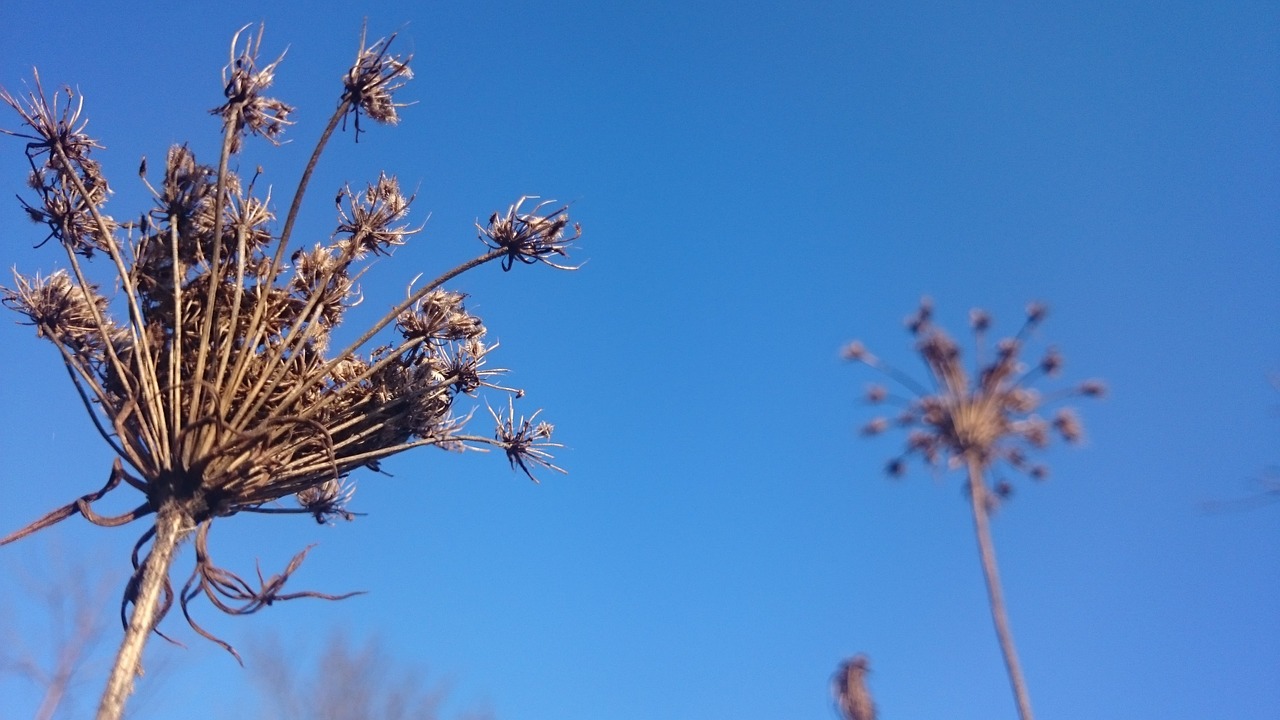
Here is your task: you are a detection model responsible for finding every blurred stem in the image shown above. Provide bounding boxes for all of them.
[96,502,189,720]
[965,457,1035,720]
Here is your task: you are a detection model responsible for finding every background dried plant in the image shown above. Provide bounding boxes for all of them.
[832,654,876,720]
[843,298,1103,720]
[0,544,120,720]
[250,630,494,720]
[1,24,578,720]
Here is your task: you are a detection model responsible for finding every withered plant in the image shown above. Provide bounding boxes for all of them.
[1,24,578,720]
[843,299,1103,720]
[832,654,876,720]
[251,629,493,720]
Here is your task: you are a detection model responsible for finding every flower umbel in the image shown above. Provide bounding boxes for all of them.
[342,25,413,136]
[845,297,1104,486]
[479,196,582,271]
[0,25,580,715]
[489,398,566,482]
[213,24,294,153]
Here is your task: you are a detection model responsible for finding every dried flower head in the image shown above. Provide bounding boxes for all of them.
[0,24,581,704]
[479,196,582,271]
[833,654,877,720]
[489,398,566,482]
[844,298,1105,490]
[213,24,294,153]
[342,25,414,136]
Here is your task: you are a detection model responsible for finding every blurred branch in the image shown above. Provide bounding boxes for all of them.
[250,629,494,720]
[0,542,117,719]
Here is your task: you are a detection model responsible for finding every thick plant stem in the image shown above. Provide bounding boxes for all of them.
[96,503,188,720]
[966,458,1035,720]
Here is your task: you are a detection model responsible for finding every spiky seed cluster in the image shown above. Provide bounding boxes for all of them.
[342,26,414,135]
[335,172,414,256]
[214,25,294,153]
[843,298,1104,494]
[479,196,583,271]
[490,398,565,481]
[6,74,113,257]
[0,25,578,654]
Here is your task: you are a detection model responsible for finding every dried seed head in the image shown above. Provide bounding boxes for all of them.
[1053,408,1083,443]
[2,24,580,660]
[969,308,991,332]
[1003,387,1040,414]
[342,29,413,133]
[906,297,934,335]
[846,300,1103,490]
[478,197,581,271]
[3,269,124,352]
[1015,416,1051,448]
[860,418,889,436]
[864,384,887,404]
[213,25,295,153]
[334,173,416,256]
[296,478,357,524]
[841,341,870,362]
[1026,301,1048,324]
[1039,346,1063,375]
[490,399,565,482]
[1079,380,1107,397]
[396,289,485,343]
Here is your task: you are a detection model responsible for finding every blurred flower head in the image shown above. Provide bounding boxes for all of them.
[844,298,1104,489]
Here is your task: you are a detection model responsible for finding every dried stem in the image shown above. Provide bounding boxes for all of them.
[96,504,190,720]
[967,456,1034,720]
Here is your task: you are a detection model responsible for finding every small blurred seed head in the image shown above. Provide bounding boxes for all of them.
[1079,380,1107,397]
[969,308,991,332]
[841,341,869,362]
[860,418,889,436]
[864,384,887,404]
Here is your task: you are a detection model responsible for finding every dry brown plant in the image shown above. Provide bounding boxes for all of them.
[250,630,494,720]
[843,298,1104,720]
[832,654,876,720]
[1,24,578,720]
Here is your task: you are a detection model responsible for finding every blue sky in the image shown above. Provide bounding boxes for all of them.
[1,2,1277,719]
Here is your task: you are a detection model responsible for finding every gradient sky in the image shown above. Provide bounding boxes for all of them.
[1,2,1277,719]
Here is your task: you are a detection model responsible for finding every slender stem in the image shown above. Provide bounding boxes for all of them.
[96,503,190,720]
[965,457,1035,720]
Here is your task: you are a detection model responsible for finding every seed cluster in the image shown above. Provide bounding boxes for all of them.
[844,298,1104,500]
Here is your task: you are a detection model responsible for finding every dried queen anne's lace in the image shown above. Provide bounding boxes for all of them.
[0,23,579,693]
[843,299,1104,720]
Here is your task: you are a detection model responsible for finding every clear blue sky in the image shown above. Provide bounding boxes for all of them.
[1,2,1277,718]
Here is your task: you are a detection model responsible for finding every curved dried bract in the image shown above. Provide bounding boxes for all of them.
[0,23,580,718]
[171,523,364,663]
[0,460,151,546]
